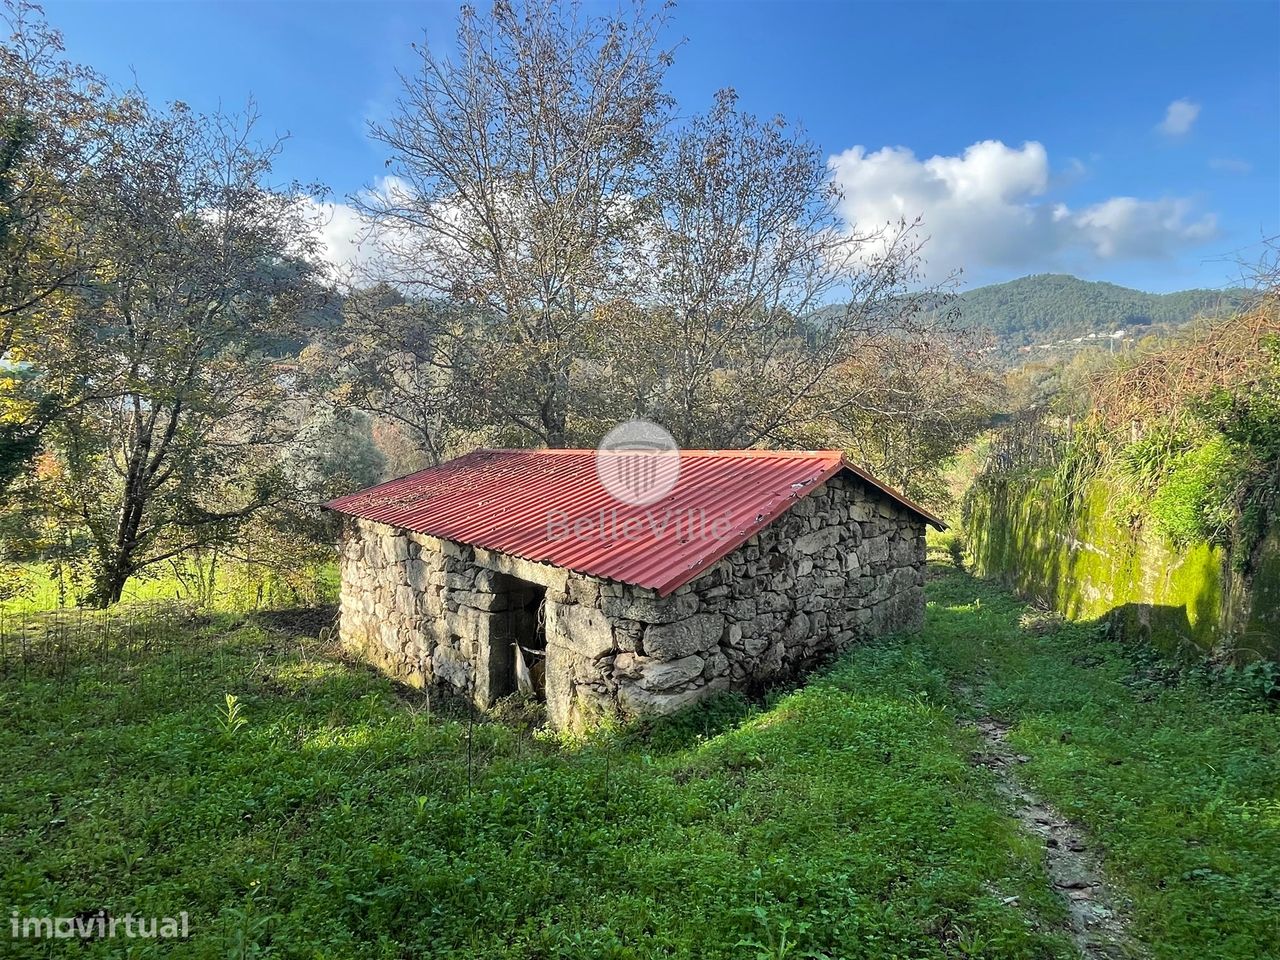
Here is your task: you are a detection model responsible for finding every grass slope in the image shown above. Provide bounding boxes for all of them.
[1,569,1276,958]
[918,572,1280,958]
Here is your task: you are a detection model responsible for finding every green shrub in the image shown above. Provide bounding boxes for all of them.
[1119,422,1192,490]
[1147,436,1235,546]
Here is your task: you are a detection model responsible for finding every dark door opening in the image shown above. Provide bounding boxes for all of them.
[488,573,547,702]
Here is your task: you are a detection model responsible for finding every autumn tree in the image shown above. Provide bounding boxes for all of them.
[24,99,326,605]
[0,1,114,488]
[816,339,1002,507]
[301,284,473,467]
[357,0,673,446]
[351,0,979,467]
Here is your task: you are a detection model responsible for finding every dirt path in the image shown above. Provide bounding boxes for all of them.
[962,701,1145,959]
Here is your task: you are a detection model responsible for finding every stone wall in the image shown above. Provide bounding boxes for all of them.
[965,473,1280,662]
[338,473,926,730]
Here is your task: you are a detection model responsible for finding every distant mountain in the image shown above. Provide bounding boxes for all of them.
[957,274,1249,351]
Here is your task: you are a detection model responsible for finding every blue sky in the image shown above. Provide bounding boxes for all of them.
[43,0,1280,292]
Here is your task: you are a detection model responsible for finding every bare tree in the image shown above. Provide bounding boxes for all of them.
[350,0,987,486]
[634,89,949,448]
[302,284,472,467]
[358,0,673,446]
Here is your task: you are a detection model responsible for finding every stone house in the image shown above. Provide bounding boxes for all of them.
[326,449,943,731]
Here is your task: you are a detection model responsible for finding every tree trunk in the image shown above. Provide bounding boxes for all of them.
[86,550,130,607]
[86,446,150,607]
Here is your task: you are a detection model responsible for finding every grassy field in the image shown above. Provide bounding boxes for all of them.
[1,567,1276,958]
[0,560,338,615]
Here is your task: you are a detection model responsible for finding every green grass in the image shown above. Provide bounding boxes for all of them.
[915,572,1280,959]
[0,560,338,614]
[1,568,1276,958]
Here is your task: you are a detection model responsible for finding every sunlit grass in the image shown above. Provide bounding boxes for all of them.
[0,560,338,615]
[0,566,1275,958]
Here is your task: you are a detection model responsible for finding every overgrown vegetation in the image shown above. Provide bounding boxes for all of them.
[0,557,337,614]
[2,0,1001,608]
[976,292,1280,573]
[919,569,1280,959]
[2,568,1276,958]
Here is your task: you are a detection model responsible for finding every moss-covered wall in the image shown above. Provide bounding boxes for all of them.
[965,474,1280,661]
[1226,526,1280,661]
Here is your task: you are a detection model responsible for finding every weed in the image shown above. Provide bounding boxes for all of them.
[215,692,248,738]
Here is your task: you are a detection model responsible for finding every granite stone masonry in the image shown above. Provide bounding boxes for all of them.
[338,472,928,731]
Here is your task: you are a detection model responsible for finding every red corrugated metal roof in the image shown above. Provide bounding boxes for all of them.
[326,449,944,596]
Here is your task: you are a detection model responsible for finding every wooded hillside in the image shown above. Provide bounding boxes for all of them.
[957,274,1247,348]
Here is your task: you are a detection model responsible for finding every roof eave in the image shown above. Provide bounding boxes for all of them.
[836,458,948,531]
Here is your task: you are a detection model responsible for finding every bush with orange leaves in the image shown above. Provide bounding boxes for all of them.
[1087,292,1280,439]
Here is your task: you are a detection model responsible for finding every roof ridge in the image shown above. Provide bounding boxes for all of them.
[477,447,845,457]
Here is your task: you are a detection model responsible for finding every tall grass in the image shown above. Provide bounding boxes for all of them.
[0,559,338,615]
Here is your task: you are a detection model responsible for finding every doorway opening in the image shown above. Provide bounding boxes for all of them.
[488,573,547,702]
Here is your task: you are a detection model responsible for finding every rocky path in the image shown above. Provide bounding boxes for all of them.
[962,702,1145,959]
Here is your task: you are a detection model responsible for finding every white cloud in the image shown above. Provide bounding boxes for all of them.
[312,199,370,275]
[1073,196,1216,258]
[1209,156,1252,175]
[302,177,420,280]
[1158,98,1200,136]
[828,139,1217,279]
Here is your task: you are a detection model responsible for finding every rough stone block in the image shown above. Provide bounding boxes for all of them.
[756,639,785,677]
[618,681,710,716]
[864,536,889,564]
[703,652,730,679]
[609,591,697,624]
[725,623,744,648]
[454,590,510,612]
[568,577,601,608]
[445,571,476,591]
[742,629,770,658]
[636,654,705,691]
[405,559,432,591]
[433,644,470,688]
[612,651,643,678]
[613,620,643,652]
[643,613,724,659]
[783,612,811,643]
[791,496,817,517]
[758,592,789,613]
[547,602,614,659]
[451,605,490,641]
